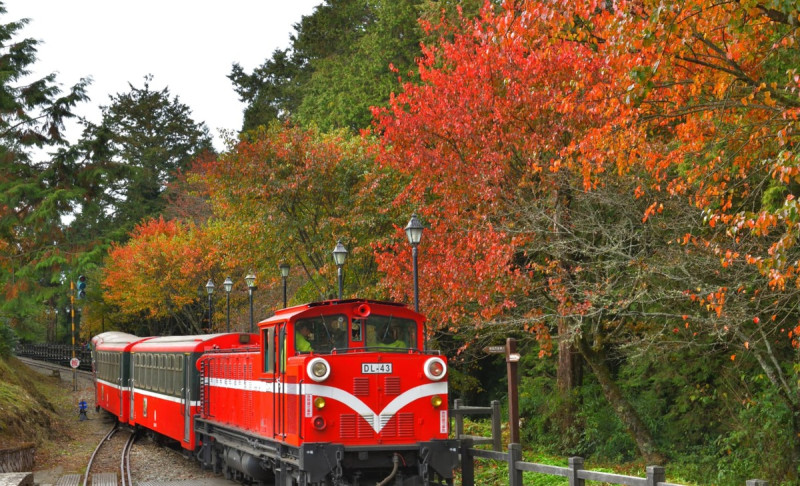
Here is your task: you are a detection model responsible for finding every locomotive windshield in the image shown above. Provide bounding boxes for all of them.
[365,315,417,351]
[292,312,418,353]
[295,314,349,353]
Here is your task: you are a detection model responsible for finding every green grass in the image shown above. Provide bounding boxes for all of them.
[456,418,702,485]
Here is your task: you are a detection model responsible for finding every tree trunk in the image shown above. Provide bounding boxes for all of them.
[556,316,582,433]
[575,335,665,465]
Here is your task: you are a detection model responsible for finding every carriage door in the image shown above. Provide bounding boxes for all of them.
[183,353,191,442]
[118,353,124,418]
[129,354,136,420]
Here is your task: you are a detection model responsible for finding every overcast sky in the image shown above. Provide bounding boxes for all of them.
[4,1,322,152]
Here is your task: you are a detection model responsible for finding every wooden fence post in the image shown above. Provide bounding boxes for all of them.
[746,480,769,486]
[454,399,464,439]
[646,466,665,486]
[508,443,523,486]
[460,437,474,486]
[568,457,585,486]
[491,400,502,451]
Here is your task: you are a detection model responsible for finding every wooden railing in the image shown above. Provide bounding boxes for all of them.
[452,399,769,486]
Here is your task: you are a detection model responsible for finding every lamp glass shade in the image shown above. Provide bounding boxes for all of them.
[223,277,233,293]
[332,240,348,266]
[245,272,257,289]
[405,214,424,245]
[279,263,290,278]
[205,279,215,295]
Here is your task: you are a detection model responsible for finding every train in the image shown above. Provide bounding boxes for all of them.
[91,299,459,485]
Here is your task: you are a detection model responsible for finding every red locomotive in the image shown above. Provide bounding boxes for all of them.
[92,299,458,485]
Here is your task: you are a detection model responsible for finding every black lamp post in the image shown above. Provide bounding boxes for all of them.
[279,262,290,308]
[223,277,233,333]
[245,271,257,333]
[405,214,424,312]
[205,279,215,332]
[332,240,347,300]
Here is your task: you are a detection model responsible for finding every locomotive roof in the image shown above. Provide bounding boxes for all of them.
[262,298,418,325]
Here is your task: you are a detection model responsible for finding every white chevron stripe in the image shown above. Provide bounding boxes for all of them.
[205,377,447,433]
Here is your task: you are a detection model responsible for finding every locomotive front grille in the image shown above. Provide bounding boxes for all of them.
[379,412,415,438]
[353,377,370,396]
[340,413,376,439]
[340,414,356,438]
[384,376,400,395]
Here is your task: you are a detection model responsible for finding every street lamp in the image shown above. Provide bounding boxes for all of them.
[279,262,290,308]
[245,271,257,333]
[332,240,347,300]
[205,279,215,332]
[405,214,424,312]
[223,277,233,333]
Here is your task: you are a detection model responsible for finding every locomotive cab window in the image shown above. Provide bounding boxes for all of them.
[295,314,348,353]
[365,315,417,351]
[263,327,275,373]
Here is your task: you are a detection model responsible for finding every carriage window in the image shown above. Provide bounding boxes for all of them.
[365,315,417,351]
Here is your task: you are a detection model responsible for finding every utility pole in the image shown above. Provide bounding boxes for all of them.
[70,280,77,391]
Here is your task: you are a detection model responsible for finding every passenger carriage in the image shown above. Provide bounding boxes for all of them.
[127,332,258,450]
[91,331,142,422]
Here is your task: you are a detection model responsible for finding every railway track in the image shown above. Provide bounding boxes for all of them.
[84,422,136,486]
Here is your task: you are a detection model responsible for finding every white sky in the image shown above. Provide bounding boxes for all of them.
[3,1,322,152]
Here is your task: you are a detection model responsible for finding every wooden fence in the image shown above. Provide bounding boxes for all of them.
[451,400,769,486]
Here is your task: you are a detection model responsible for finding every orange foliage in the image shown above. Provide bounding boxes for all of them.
[103,217,213,318]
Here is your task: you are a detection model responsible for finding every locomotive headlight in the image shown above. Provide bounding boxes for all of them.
[431,395,443,408]
[424,357,447,381]
[314,397,326,409]
[307,357,331,382]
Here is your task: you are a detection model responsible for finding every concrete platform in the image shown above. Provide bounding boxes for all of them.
[91,473,116,486]
[137,480,239,485]
[0,473,33,486]
[53,474,81,486]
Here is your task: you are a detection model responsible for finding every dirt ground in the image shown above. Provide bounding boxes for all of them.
[11,360,227,485]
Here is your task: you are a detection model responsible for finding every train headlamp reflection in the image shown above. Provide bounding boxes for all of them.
[307,358,331,382]
[423,357,447,381]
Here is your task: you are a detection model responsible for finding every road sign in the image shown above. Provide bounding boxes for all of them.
[483,345,506,354]
[70,358,80,369]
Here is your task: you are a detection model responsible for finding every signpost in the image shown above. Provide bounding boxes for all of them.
[70,358,80,369]
[484,338,521,445]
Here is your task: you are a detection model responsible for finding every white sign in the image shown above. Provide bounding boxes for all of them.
[362,363,392,374]
[70,358,80,369]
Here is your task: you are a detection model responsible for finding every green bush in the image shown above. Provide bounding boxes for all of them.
[0,321,19,358]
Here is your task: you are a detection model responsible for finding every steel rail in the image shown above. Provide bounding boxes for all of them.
[83,423,117,486]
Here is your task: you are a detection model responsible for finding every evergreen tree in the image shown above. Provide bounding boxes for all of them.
[74,75,215,243]
[0,3,89,339]
[229,0,428,132]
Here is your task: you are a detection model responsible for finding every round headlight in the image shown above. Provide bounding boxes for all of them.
[307,357,331,382]
[424,357,447,381]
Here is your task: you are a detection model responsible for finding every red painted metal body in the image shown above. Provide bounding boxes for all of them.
[127,333,259,449]
[93,299,457,484]
[91,332,143,423]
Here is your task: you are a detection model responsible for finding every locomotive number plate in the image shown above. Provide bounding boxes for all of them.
[362,363,392,374]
